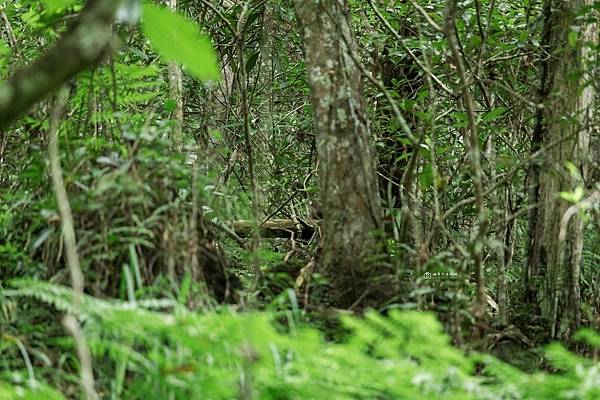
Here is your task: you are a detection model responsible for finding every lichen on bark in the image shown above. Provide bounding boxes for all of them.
[294,0,392,308]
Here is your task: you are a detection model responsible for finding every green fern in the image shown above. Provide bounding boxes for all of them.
[3,281,600,399]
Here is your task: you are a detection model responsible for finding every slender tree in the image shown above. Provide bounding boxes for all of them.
[293,0,390,307]
[527,0,596,340]
[167,0,183,150]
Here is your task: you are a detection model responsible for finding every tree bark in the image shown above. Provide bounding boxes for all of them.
[527,0,596,340]
[293,0,390,308]
[167,0,183,151]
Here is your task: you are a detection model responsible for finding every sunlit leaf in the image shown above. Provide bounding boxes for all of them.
[568,30,578,48]
[42,0,77,13]
[559,186,585,204]
[141,4,219,81]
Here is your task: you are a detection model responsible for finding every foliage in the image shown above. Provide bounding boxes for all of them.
[1,280,600,399]
[141,3,220,81]
[1,0,600,399]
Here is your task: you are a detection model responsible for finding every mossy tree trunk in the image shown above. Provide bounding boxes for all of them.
[293,0,390,308]
[527,0,596,340]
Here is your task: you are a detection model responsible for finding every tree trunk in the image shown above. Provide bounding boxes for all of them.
[293,0,389,308]
[527,0,596,340]
[167,0,183,151]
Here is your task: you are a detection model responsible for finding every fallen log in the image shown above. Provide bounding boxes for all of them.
[231,218,319,239]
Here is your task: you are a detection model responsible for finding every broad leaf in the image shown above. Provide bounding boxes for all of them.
[141,4,219,81]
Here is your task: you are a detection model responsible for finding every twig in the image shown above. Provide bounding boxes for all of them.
[444,0,487,315]
[408,0,443,32]
[0,7,22,60]
[336,23,418,146]
[197,0,236,37]
[368,0,452,96]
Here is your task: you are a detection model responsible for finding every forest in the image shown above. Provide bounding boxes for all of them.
[1,0,600,398]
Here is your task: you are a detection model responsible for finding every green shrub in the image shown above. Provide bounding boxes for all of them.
[2,280,600,399]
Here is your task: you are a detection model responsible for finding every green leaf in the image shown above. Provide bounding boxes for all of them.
[418,164,433,190]
[209,130,222,141]
[141,4,219,81]
[164,99,177,113]
[42,0,77,13]
[574,328,600,348]
[518,30,528,44]
[246,51,260,74]
[0,40,9,73]
[0,40,10,56]
[482,107,507,122]
[0,382,65,400]
[568,30,578,48]
[559,186,585,204]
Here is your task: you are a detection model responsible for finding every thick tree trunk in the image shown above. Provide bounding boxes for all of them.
[527,0,596,340]
[293,0,390,308]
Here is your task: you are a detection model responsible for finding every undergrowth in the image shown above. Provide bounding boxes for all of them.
[1,279,600,400]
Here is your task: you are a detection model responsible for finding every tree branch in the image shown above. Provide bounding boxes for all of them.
[0,0,122,130]
[48,87,99,400]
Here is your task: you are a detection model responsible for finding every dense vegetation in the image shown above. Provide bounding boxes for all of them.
[1,0,599,398]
